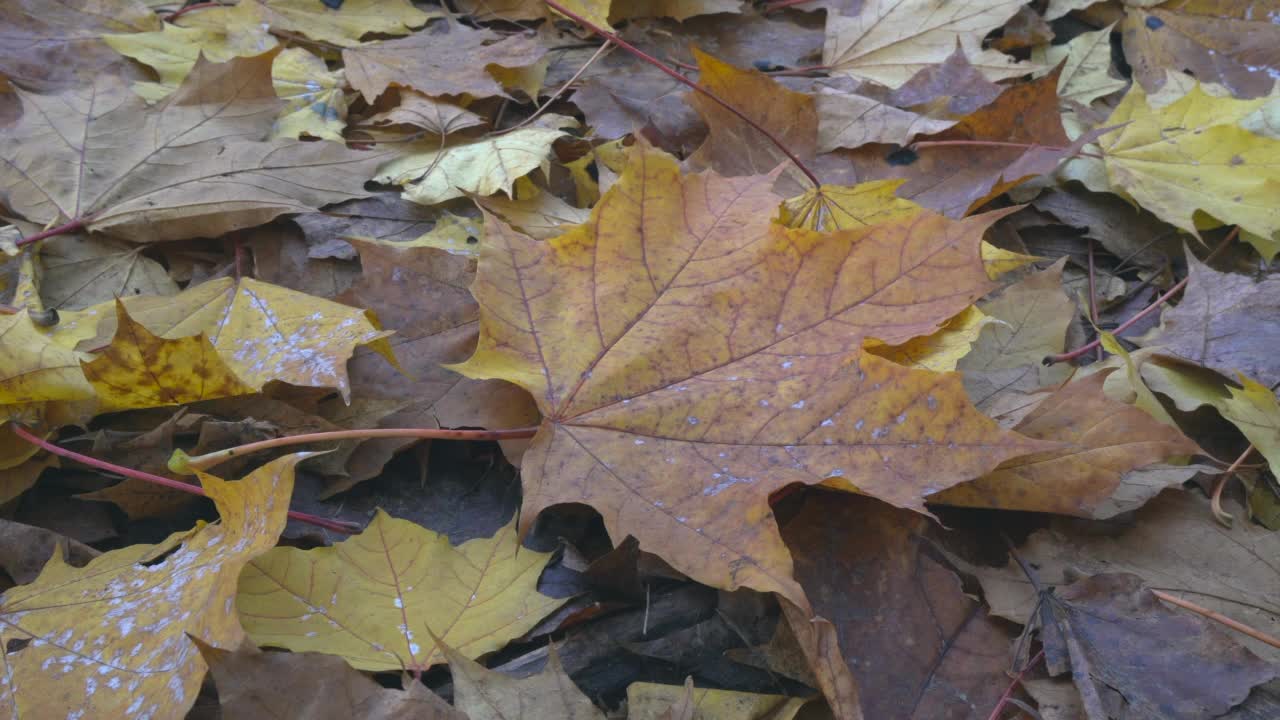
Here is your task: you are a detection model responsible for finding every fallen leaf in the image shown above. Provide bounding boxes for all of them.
[1137,251,1280,388]
[1029,187,1185,276]
[29,232,177,311]
[237,514,564,671]
[291,194,442,253]
[684,49,817,193]
[1123,0,1280,100]
[0,452,56,507]
[815,79,957,152]
[454,142,1046,604]
[374,115,575,205]
[271,47,349,142]
[958,258,1076,386]
[86,276,394,402]
[253,0,431,47]
[886,45,1004,117]
[849,68,1099,217]
[365,91,487,136]
[0,54,393,242]
[936,371,1201,516]
[480,184,591,240]
[609,0,744,23]
[1218,376,1280,477]
[782,491,1014,720]
[1036,572,1275,719]
[0,517,97,586]
[822,0,1039,87]
[442,642,605,720]
[198,641,464,720]
[964,488,1280,664]
[1098,83,1280,249]
[0,0,159,92]
[0,454,303,719]
[625,681,808,720]
[866,306,995,372]
[1033,23,1127,106]
[343,22,545,103]
[0,310,95,407]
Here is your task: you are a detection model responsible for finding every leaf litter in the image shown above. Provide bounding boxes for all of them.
[0,1,1279,718]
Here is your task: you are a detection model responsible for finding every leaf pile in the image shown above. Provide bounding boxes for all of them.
[1,1,1278,718]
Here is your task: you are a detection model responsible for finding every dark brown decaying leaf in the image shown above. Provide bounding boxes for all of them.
[782,491,1013,719]
[197,640,465,720]
[1137,250,1280,388]
[1037,572,1276,720]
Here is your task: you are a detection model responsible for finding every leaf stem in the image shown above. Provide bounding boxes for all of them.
[541,0,821,188]
[15,218,87,247]
[1152,588,1280,649]
[985,649,1044,720]
[170,426,541,474]
[1209,444,1253,527]
[11,425,361,534]
[1045,226,1240,366]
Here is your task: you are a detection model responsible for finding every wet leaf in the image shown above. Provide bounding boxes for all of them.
[237,514,564,671]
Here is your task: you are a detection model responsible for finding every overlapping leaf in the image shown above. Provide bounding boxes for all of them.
[0,54,392,242]
[237,514,564,671]
[0,454,303,719]
[455,143,1047,604]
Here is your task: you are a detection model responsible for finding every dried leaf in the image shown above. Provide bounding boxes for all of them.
[454,143,1046,604]
[31,233,177,311]
[625,681,807,720]
[822,0,1039,87]
[1137,251,1280,387]
[937,371,1201,516]
[0,311,95,407]
[271,47,349,142]
[0,518,96,586]
[374,116,575,205]
[237,514,564,671]
[198,641,464,720]
[0,0,159,92]
[365,91,486,136]
[815,82,957,152]
[1033,23,1127,106]
[442,642,605,720]
[0,454,303,719]
[783,491,1013,719]
[1218,376,1280,478]
[343,22,545,102]
[254,0,431,47]
[0,55,392,242]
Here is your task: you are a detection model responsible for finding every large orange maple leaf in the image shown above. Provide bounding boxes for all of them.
[455,144,1047,605]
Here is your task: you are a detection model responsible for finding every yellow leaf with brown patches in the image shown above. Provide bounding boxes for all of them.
[453,143,1048,605]
[82,301,255,413]
[0,454,303,720]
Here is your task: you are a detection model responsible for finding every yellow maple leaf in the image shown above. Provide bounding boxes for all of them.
[237,513,564,672]
[86,277,396,401]
[255,0,431,47]
[271,48,349,142]
[866,306,995,372]
[0,311,95,407]
[453,143,1046,604]
[0,454,303,719]
[81,300,256,413]
[626,681,807,720]
[1099,82,1280,249]
[1217,376,1280,479]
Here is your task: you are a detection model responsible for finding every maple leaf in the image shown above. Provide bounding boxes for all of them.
[0,311,95,408]
[271,47,350,142]
[0,454,304,719]
[936,371,1201,517]
[81,300,256,413]
[86,276,395,402]
[198,641,464,720]
[1032,23,1127,107]
[0,54,392,243]
[1218,376,1280,478]
[342,21,545,103]
[453,143,1046,604]
[626,681,808,720]
[251,0,432,47]
[26,232,177,311]
[1123,0,1280,99]
[374,116,576,205]
[442,642,605,720]
[1097,82,1280,254]
[236,514,564,672]
[821,0,1040,87]
[365,90,487,137]
[0,0,159,92]
[815,80,957,152]
[1137,250,1280,387]
[782,491,1013,719]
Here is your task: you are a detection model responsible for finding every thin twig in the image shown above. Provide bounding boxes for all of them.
[541,0,820,188]
[12,425,361,534]
[1087,239,1101,362]
[1046,227,1240,365]
[495,40,612,135]
[1152,589,1280,649]
[986,649,1045,720]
